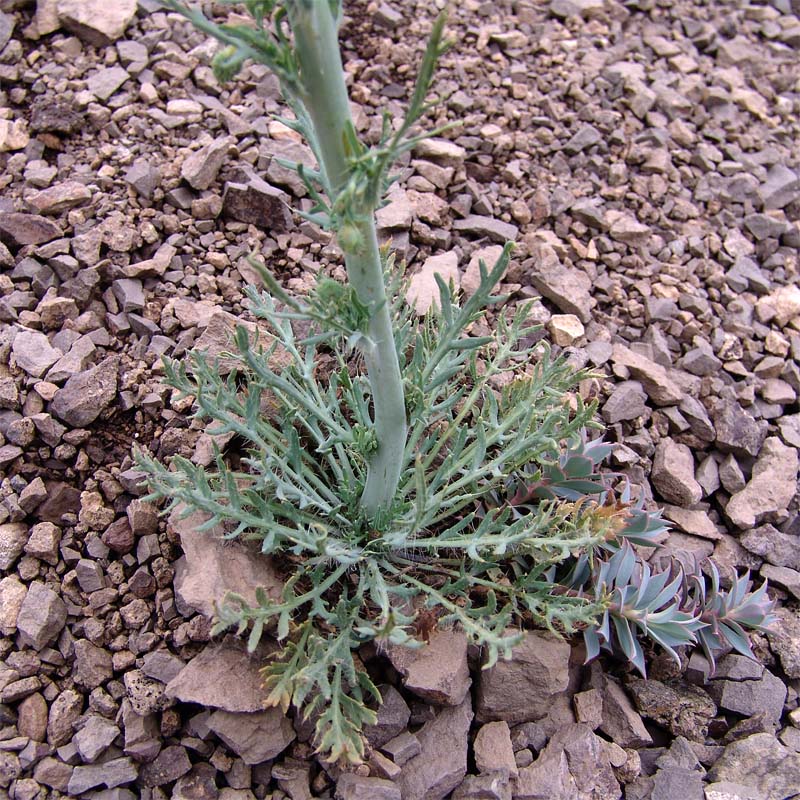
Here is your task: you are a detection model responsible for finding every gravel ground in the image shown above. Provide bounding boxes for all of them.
[1,0,800,798]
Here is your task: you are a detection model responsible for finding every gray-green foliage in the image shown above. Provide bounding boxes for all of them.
[142,0,777,763]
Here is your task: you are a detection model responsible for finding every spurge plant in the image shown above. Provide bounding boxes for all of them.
[141,0,777,762]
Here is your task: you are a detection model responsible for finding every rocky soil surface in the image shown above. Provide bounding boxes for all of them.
[1,0,800,798]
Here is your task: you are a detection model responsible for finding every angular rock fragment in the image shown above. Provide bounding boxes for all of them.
[50,356,118,427]
[651,440,702,507]
[170,508,285,620]
[514,724,621,800]
[166,638,273,712]
[0,213,62,247]
[708,733,800,799]
[0,522,28,571]
[27,181,92,215]
[386,627,471,706]
[67,757,138,795]
[725,437,798,529]
[398,694,473,800]
[223,171,293,230]
[711,400,768,459]
[56,0,137,46]
[452,215,519,243]
[11,330,61,377]
[181,136,234,190]
[207,708,295,764]
[476,631,570,723]
[365,684,411,748]
[406,252,460,315]
[0,576,27,635]
[612,344,682,406]
[336,774,401,800]
[526,245,593,322]
[16,581,67,650]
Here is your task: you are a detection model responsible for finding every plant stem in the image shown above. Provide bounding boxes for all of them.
[288,1,406,519]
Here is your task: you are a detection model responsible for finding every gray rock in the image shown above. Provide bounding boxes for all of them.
[612,344,683,406]
[596,674,653,748]
[27,181,92,215]
[708,733,800,799]
[141,650,185,684]
[0,522,28,570]
[140,745,192,787]
[452,215,519,243]
[758,164,800,210]
[682,344,723,377]
[761,564,800,601]
[124,160,161,200]
[527,246,593,322]
[712,401,768,459]
[474,721,517,777]
[602,381,647,423]
[73,639,113,690]
[74,715,120,763]
[56,0,137,46]
[112,278,145,313]
[651,440,702,507]
[12,330,61,377]
[170,508,284,620]
[0,12,14,51]
[124,668,173,715]
[0,576,26,635]
[562,124,602,155]
[385,627,471,706]
[476,631,570,723]
[514,724,621,800]
[0,212,62,247]
[172,764,219,800]
[766,606,800,679]
[166,638,273,712]
[181,136,234,190]
[452,773,512,800]
[406,251,460,315]
[708,670,786,726]
[47,689,83,747]
[704,782,766,800]
[628,678,716,741]
[719,454,747,494]
[365,684,411,748]
[207,707,295,764]
[398,694,473,800]
[336,774,401,800]
[381,731,422,765]
[67,757,138,795]
[121,699,160,762]
[222,171,292,230]
[51,357,118,427]
[648,766,704,800]
[726,437,798,528]
[16,581,67,650]
[727,257,770,295]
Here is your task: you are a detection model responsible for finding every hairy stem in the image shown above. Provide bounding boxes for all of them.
[288,1,407,518]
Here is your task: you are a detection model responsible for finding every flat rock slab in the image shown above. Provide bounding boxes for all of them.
[169,508,284,620]
[385,627,471,706]
[0,212,62,247]
[207,707,295,764]
[166,638,277,713]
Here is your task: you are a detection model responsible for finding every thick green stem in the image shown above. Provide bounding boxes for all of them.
[288,1,407,518]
